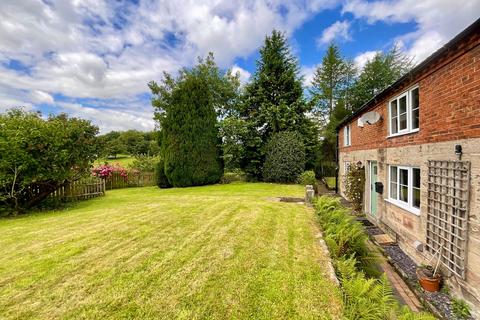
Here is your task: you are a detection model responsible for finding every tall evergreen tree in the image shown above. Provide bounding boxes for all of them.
[240,30,315,179]
[309,44,356,163]
[350,45,413,110]
[310,43,356,120]
[149,53,238,187]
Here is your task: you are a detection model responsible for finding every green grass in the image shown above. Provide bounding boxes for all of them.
[0,183,342,319]
[94,154,134,167]
[324,177,336,190]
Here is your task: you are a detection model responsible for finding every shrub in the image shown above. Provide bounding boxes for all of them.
[129,155,157,172]
[0,109,98,214]
[343,162,366,213]
[297,170,316,186]
[262,131,305,183]
[155,160,171,188]
[220,170,246,184]
[92,164,128,180]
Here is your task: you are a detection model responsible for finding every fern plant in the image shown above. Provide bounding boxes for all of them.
[314,196,436,320]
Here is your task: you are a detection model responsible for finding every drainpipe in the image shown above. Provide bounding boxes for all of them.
[335,128,339,194]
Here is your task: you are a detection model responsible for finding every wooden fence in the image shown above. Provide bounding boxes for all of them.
[51,177,106,201]
[105,171,156,190]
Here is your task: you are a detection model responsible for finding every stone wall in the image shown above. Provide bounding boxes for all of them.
[339,137,480,316]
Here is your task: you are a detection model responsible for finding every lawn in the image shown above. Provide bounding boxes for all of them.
[0,183,342,319]
[324,177,336,190]
[94,154,135,167]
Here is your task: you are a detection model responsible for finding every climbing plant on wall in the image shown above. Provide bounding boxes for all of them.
[344,162,365,213]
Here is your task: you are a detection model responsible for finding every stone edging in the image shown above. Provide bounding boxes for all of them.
[316,230,340,286]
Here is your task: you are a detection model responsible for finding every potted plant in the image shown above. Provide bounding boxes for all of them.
[416,264,442,292]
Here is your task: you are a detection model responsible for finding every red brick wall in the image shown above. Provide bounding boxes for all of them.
[340,36,480,153]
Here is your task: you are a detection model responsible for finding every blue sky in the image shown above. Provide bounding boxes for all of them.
[0,0,478,133]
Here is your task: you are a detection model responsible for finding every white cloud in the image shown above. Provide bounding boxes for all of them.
[301,64,319,87]
[231,65,251,85]
[316,20,351,46]
[353,50,379,71]
[342,0,480,63]
[30,90,54,104]
[0,0,339,132]
[58,102,155,134]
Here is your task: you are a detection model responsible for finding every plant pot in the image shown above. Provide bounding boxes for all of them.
[416,267,442,292]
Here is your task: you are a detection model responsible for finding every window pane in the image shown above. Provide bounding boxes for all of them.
[390,182,398,199]
[390,166,398,183]
[412,108,419,129]
[400,185,409,202]
[399,169,408,185]
[413,168,420,188]
[390,100,397,117]
[413,188,420,208]
[391,116,398,134]
[399,96,407,114]
[400,113,407,130]
[411,88,419,110]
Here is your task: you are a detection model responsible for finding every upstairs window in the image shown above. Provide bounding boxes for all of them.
[344,125,351,146]
[388,165,421,214]
[389,87,419,136]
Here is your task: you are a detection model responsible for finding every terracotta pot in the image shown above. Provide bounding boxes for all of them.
[416,268,442,292]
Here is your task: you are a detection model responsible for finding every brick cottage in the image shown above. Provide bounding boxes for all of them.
[336,18,480,314]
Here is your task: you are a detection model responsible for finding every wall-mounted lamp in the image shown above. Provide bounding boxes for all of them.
[455,144,462,160]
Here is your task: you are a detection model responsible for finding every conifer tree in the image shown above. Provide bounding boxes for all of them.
[149,53,238,187]
[310,43,356,119]
[240,30,315,179]
[350,46,413,110]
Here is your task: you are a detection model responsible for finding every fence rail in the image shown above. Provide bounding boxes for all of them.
[55,178,106,201]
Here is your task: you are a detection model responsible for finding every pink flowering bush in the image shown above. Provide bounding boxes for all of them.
[92,163,128,180]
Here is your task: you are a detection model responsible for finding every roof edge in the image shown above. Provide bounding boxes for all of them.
[335,17,480,131]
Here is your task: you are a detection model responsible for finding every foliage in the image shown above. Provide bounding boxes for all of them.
[452,298,472,319]
[314,196,435,320]
[219,170,247,184]
[0,109,98,214]
[310,43,356,119]
[262,131,305,183]
[314,196,373,270]
[155,159,171,188]
[150,53,238,187]
[297,171,317,186]
[97,130,159,158]
[92,164,129,180]
[343,162,366,213]
[129,155,157,172]
[219,116,248,171]
[240,30,316,179]
[349,46,414,110]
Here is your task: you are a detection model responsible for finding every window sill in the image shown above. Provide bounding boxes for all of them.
[384,198,420,216]
[387,129,419,139]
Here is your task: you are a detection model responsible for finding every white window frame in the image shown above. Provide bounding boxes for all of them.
[388,85,420,137]
[386,165,421,215]
[344,125,351,146]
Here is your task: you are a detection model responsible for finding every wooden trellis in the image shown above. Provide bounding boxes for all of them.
[426,160,470,278]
